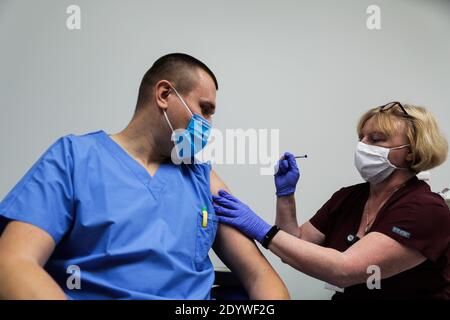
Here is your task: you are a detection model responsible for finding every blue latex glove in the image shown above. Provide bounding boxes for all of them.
[212,190,271,243]
[274,152,300,197]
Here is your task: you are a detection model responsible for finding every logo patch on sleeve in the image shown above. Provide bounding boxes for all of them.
[392,226,411,239]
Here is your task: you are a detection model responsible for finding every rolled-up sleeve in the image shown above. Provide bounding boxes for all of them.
[371,196,450,262]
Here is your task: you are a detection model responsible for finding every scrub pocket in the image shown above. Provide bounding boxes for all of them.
[194,208,218,270]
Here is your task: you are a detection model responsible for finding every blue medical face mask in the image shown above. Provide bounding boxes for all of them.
[163,86,212,161]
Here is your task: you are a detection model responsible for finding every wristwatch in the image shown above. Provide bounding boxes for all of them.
[261,225,281,249]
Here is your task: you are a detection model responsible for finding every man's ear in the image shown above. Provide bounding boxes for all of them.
[154,80,172,110]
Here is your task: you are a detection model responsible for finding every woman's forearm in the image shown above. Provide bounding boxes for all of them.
[275,195,300,237]
[268,230,354,288]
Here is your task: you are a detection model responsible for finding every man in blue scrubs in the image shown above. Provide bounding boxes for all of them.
[0,53,289,299]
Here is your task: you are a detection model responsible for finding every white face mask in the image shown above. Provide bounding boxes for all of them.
[354,142,410,184]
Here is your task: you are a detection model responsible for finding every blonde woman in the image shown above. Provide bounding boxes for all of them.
[213,102,450,299]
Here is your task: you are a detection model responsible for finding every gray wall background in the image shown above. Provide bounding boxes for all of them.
[1,0,449,299]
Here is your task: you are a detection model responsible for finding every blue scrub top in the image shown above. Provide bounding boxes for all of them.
[0,130,218,299]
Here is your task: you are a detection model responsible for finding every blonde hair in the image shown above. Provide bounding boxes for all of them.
[357,103,448,173]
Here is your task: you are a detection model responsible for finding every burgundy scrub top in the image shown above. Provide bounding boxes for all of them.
[310,176,450,299]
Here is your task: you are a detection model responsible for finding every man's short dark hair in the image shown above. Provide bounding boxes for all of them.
[135,53,218,112]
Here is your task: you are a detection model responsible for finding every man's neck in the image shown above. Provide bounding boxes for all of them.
[110,114,167,167]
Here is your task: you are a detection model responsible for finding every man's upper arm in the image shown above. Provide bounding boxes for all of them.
[210,170,285,291]
[210,169,230,195]
[0,221,55,267]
